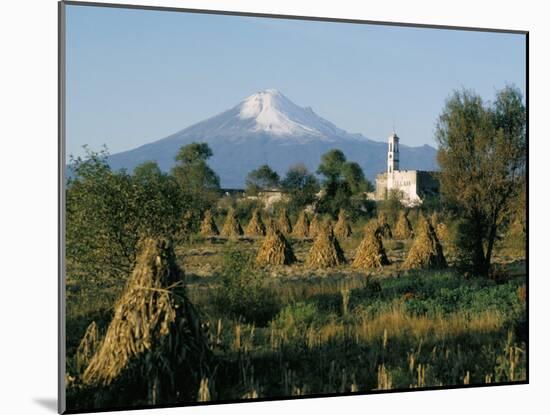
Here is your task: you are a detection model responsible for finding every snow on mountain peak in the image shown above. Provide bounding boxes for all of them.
[238,89,320,137]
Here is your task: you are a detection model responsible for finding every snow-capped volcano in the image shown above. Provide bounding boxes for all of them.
[173,88,363,145]
[107,89,438,187]
[237,89,348,139]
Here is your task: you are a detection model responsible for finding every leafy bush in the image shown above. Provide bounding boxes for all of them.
[67,148,195,283]
[271,303,318,329]
[214,248,280,325]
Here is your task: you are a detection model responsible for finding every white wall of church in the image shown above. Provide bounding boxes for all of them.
[389,170,420,203]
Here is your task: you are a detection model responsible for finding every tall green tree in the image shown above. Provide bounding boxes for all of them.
[342,161,372,194]
[317,149,347,185]
[171,142,220,215]
[281,164,320,213]
[316,149,371,216]
[245,164,280,195]
[435,86,526,276]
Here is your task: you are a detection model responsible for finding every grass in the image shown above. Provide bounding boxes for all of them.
[65,227,527,409]
[200,268,526,395]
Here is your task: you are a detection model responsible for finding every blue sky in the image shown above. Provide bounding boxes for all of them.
[65,4,526,157]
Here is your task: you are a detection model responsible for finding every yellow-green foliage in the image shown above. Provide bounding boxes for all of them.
[429,213,450,245]
[180,211,194,236]
[404,214,447,270]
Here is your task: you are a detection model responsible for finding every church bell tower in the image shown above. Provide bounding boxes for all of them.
[387,131,400,174]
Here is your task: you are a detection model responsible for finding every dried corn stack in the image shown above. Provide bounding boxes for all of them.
[334,209,352,239]
[393,211,413,240]
[353,221,390,269]
[265,218,278,234]
[245,209,266,237]
[220,207,243,238]
[292,211,310,238]
[306,220,346,268]
[75,321,100,375]
[200,210,219,236]
[277,208,293,234]
[403,214,447,270]
[309,214,321,238]
[256,227,297,266]
[378,212,393,239]
[82,238,209,403]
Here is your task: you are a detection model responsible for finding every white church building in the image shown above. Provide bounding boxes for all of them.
[372,132,439,206]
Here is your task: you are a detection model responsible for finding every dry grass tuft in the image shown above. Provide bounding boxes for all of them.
[221,208,243,238]
[306,220,346,268]
[245,209,266,237]
[200,210,219,236]
[256,227,297,266]
[353,221,390,269]
[334,209,352,239]
[403,214,447,270]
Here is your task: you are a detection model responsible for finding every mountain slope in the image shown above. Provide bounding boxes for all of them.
[108,89,438,188]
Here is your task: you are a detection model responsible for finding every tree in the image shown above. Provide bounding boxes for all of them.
[435,86,526,276]
[66,150,189,282]
[171,142,220,216]
[67,148,140,281]
[342,161,371,194]
[316,149,372,217]
[317,149,346,184]
[132,160,163,182]
[281,164,320,213]
[245,164,280,195]
[132,161,188,238]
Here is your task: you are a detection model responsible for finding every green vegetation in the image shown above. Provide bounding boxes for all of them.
[65,86,526,411]
[171,142,221,215]
[67,230,527,409]
[214,248,280,325]
[246,164,281,195]
[316,149,373,218]
[281,163,320,214]
[67,148,187,282]
[436,86,526,276]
